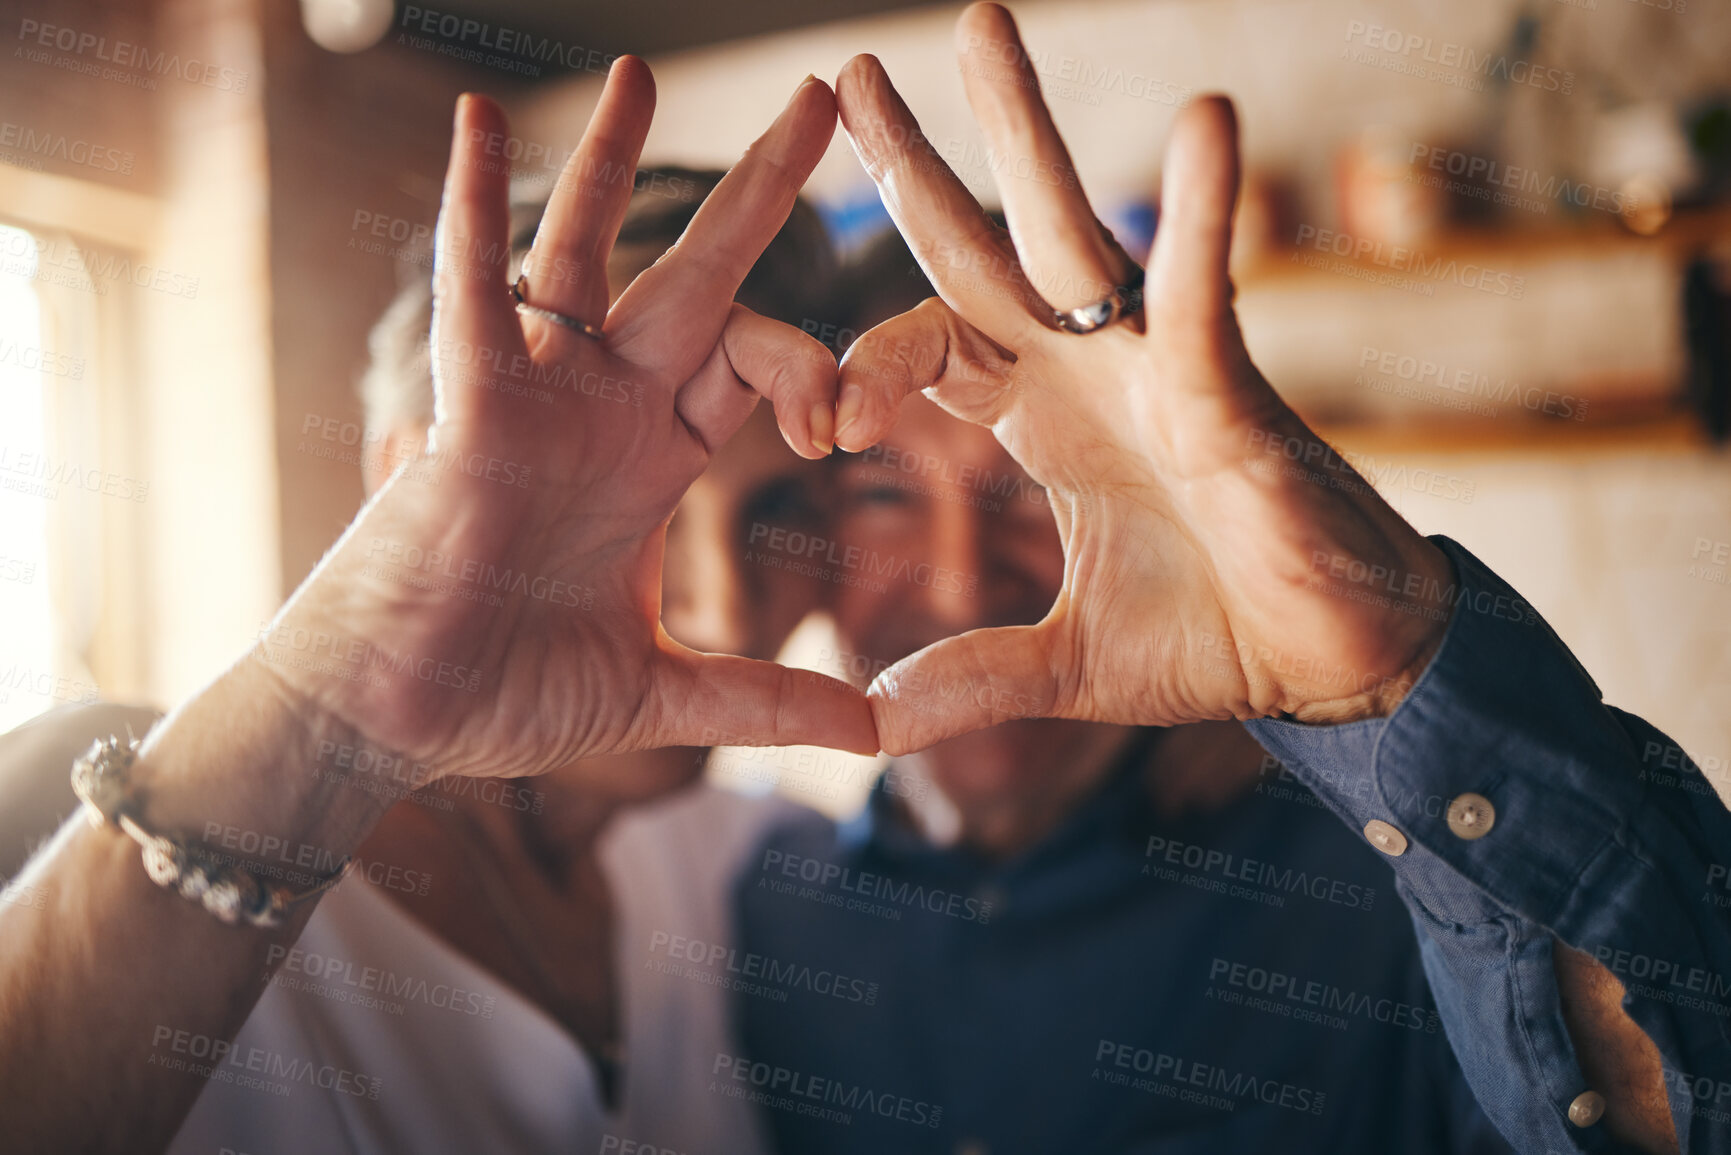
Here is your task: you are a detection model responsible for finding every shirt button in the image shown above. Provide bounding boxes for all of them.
[1567,1089,1606,1127]
[1362,819,1408,856]
[1446,793,1496,840]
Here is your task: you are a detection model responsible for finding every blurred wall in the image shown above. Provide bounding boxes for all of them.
[518,0,1731,223]
[2,0,282,706]
[258,0,536,600]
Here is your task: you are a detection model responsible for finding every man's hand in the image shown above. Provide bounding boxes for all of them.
[262,63,876,784]
[832,3,1456,755]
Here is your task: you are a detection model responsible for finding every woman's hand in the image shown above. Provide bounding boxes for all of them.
[261,62,877,784]
[831,3,1455,754]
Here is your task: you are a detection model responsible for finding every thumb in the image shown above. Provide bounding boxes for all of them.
[652,648,880,755]
[867,624,1059,756]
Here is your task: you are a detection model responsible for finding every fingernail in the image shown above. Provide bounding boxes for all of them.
[808,402,835,456]
[786,73,819,107]
[833,385,865,449]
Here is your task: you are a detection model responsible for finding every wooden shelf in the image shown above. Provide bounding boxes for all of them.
[1312,410,1711,459]
[1237,205,1731,287]
[1223,209,1731,450]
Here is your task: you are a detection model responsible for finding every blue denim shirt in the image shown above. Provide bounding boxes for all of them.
[731,537,1731,1153]
[1247,536,1731,1153]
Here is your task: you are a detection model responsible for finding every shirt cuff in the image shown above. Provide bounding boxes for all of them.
[1244,534,1642,929]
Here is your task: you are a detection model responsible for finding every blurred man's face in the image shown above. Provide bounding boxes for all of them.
[828,394,1118,808]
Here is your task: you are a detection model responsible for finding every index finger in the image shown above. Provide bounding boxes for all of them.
[834,53,1044,349]
[606,76,837,374]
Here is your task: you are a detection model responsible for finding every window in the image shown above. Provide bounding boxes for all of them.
[0,220,140,730]
[0,223,63,731]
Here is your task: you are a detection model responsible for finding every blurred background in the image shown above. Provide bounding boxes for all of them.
[1,0,1727,813]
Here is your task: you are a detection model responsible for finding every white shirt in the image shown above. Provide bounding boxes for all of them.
[158,783,797,1155]
[0,704,800,1154]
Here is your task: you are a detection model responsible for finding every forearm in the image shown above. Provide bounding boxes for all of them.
[1246,536,1731,1153]
[1555,942,1678,1154]
[0,655,392,1154]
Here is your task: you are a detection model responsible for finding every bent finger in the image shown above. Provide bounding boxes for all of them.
[834,297,1018,452]
[676,304,840,458]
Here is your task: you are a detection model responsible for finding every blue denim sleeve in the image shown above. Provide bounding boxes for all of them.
[1245,535,1731,1155]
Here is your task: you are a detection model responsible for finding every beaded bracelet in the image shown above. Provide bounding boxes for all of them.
[71,736,352,928]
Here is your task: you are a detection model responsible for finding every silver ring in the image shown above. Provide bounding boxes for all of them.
[510,274,605,340]
[1053,265,1145,335]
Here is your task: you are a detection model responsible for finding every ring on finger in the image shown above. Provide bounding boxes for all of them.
[510,274,605,340]
[1053,265,1144,335]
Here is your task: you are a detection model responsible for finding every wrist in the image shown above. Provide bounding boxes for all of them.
[245,475,522,768]
[1280,645,1436,725]
[1280,539,1456,726]
[130,655,396,884]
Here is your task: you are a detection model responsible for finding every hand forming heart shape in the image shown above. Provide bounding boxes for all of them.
[826,3,1456,754]
[257,4,1454,786]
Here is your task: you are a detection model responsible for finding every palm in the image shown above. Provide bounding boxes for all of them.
[261,70,876,782]
[1041,329,1441,728]
[832,6,1452,753]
